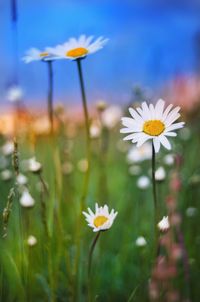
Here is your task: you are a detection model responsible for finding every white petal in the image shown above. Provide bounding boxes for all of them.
[123,133,138,141]
[161,104,173,121]
[136,134,151,147]
[141,102,151,120]
[165,122,185,132]
[149,104,155,119]
[159,135,171,150]
[164,132,177,137]
[128,108,144,123]
[153,138,160,153]
[155,99,165,119]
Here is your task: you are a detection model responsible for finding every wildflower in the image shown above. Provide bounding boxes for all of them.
[186,207,198,217]
[22,47,55,63]
[137,176,150,189]
[6,85,23,102]
[16,173,28,186]
[20,190,35,208]
[77,159,88,173]
[158,216,170,232]
[163,154,174,166]
[83,203,117,232]
[1,169,12,181]
[48,35,108,60]
[62,162,74,175]
[28,157,42,173]
[135,236,147,247]
[1,141,14,156]
[155,166,166,181]
[27,235,37,247]
[129,165,141,176]
[96,100,107,112]
[121,99,185,153]
[101,105,122,129]
[127,142,152,164]
[90,121,101,139]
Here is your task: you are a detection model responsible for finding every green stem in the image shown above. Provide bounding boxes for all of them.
[47,60,54,135]
[88,232,101,301]
[76,58,91,210]
[152,142,158,249]
[73,59,92,301]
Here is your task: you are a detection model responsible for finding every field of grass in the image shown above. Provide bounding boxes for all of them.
[0,110,199,302]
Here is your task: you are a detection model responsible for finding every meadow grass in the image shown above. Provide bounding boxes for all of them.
[0,120,199,302]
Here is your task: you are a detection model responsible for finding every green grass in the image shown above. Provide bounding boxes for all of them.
[0,122,200,302]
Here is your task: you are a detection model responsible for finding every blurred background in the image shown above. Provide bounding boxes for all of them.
[1,0,200,110]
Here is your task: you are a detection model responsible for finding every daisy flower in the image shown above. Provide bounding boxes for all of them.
[83,203,118,232]
[22,47,55,63]
[157,216,170,232]
[120,99,185,153]
[48,35,108,60]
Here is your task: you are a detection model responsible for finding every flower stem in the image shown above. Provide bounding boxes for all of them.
[47,60,54,135]
[76,58,91,210]
[151,142,158,248]
[88,232,101,301]
[73,59,91,301]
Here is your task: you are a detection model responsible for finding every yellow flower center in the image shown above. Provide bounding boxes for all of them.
[143,120,165,136]
[40,52,49,57]
[66,47,88,58]
[94,215,108,227]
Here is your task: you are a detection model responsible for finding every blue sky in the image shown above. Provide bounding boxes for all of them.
[1,0,200,106]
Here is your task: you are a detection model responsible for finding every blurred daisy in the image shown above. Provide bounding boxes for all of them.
[28,157,42,173]
[83,203,118,232]
[135,236,147,247]
[127,142,152,164]
[155,166,166,182]
[16,173,28,186]
[1,141,14,156]
[1,169,12,181]
[158,216,170,232]
[27,235,37,247]
[121,99,185,153]
[77,159,88,173]
[101,105,122,129]
[137,176,150,189]
[186,207,198,217]
[48,35,108,60]
[22,47,55,63]
[20,190,35,208]
[90,120,101,139]
[128,165,141,176]
[163,154,174,166]
[6,85,24,102]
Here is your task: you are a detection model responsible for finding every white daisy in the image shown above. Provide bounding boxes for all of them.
[27,235,37,247]
[101,105,122,129]
[135,236,147,247]
[137,176,150,189]
[28,157,42,173]
[48,35,108,60]
[155,166,166,181]
[120,99,185,153]
[1,141,14,156]
[127,142,152,164]
[20,190,35,208]
[83,203,118,232]
[157,216,170,232]
[16,173,28,186]
[22,47,55,63]
[6,85,24,102]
